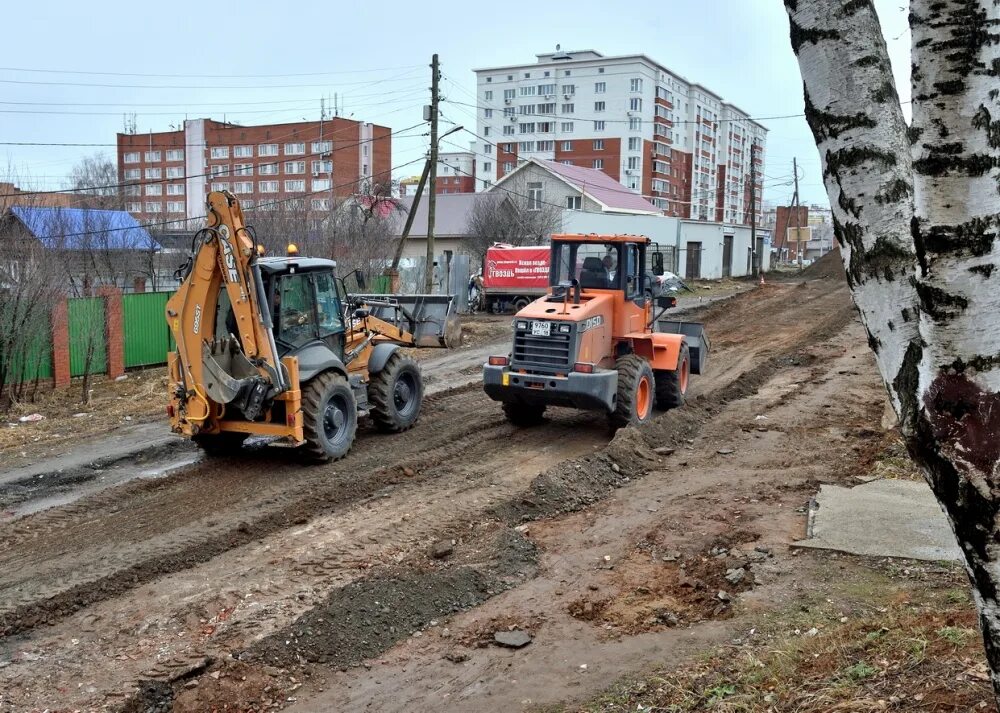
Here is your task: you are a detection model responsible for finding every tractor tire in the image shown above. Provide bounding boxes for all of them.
[655,343,690,410]
[502,400,546,427]
[609,354,655,429]
[301,370,358,463]
[369,352,424,433]
[192,431,248,457]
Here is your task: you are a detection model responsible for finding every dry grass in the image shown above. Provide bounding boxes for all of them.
[554,567,995,713]
[0,368,167,457]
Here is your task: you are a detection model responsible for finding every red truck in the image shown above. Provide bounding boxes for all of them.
[479,245,551,313]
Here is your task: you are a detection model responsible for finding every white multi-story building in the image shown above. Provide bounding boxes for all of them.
[436,150,476,194]
[471,48,767,225]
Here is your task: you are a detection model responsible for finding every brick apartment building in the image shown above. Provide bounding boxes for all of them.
[773,204,810,258]
[472,49,767,225]
[117,117,392,225]
[436,151,476,194]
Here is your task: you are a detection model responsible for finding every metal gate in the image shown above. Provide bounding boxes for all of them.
[722,236,733,277]
[685,242,702,280]
[68,297,107,377]
[123,291,175,368]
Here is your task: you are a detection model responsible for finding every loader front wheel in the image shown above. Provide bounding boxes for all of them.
[655,343,690,410]
[502,400,546,427]
[301,371,357,462]
[369,352,423,433]
[610,354,655,429]
[192,431,248,457]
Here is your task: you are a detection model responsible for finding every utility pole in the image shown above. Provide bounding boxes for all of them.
[391,161,430,271]
[749,142,758,277]
[791,157,802,270]
[424,54,440,294]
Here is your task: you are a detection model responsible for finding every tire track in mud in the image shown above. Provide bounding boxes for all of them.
[0,281,854,641]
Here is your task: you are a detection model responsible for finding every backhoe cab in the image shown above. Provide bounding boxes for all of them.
[166,191,458,462]
[483,233,709,428]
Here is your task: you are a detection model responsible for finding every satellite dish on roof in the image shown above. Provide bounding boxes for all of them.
[552,44,571,60]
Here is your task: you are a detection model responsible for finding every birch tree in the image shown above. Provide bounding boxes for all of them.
[785,0,1000,699]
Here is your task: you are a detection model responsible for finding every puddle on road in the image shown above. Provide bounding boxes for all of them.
[0,447,201,520]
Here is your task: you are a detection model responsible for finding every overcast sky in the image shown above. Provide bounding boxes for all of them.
[1,0,911,207]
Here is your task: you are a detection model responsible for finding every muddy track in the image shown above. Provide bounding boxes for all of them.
[0,280,852,642]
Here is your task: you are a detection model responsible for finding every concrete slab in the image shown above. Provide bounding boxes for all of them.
[794,479,961,562]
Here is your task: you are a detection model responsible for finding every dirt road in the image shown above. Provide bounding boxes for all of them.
[0,276,872,712]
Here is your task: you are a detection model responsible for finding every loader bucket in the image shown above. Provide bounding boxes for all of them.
[656,320,710,375]
[352,293,462,348]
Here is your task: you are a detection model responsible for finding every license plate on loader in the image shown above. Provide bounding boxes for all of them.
[531,321,550,337]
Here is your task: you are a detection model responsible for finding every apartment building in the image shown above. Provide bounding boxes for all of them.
[472,49,767,225]
[117,117,392,225]
[436,151,476,194]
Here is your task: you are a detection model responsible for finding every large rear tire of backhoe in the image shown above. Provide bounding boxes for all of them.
[192,432,248,457]
[502,400,546,427]
[609,354,655,429]
[369,352,423,433]
[655,343,690,410]
[301,371,358,462]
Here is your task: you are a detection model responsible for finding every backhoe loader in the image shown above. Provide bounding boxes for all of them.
[166,191,459,462]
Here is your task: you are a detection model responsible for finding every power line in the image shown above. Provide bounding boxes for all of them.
[1,123,426,199]
[0,64,423,79]
[33,157,426,240]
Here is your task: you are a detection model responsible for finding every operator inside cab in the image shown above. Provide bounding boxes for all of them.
[554,240,645,304]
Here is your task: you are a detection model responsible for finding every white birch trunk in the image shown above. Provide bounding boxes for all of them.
[787,0,1000,701]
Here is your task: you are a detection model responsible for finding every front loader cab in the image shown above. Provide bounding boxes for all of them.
[549,234,649,308]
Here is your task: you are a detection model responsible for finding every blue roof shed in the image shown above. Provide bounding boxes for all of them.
[7,206,161,251]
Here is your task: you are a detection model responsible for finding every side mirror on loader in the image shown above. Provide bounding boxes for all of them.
[657,294,677,309]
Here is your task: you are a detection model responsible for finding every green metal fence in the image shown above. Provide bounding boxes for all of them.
[68,297,107,377]
[123,292,175,368]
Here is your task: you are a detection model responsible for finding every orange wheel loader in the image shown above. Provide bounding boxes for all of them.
[483,233,708,428]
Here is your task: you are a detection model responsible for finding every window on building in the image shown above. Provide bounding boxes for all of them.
[537,122,553,133]
[630,98,642,111]
[484,143,493,154]
[538,83,556,96]
[143,167,161,179]
[234,163,254,176]
[527,181,543,210]
[628,137,641,151]
[518,104,535,115]
[524,72,531,78]
[234,181,253,193]
[503,125,515,136]
[593,159,604,169]
[518,141,535,152]
[484,108,493,118]
[259,180,279,193]
[145,202,162,213]
[483,161,492,172]
[259,163,278,176]
[284,179,306,192]
[627,156,640,170]
[284,142,305,155]
[538,102,555,114]
[484,90,493,100]
[562,140,572,151]
[561,84,575,95]
[593,120,605,131]
[502,162,514,173]
[594,82,606,93]
[564,69,571,76]
[211,182,230,191]
[630,78,643,92]
[145,150,161,162]
[566,196,582,210]
[629,117,642,131]
[126,202,142,212]
[519,86,536,96]
[124,152,140,163]
[145,184,162,196]
[166,149,184,162]
[593,139,605,151]
[259,143,278,157]
[233,145,252,158]
[537,140,554,151]
[210,147,229,159]
[312,178,331,191]
[312,159,332,173]
[124,185,141,196]
[166,166,184,178]
[484,126,490,136]
[594,101,605,112]
[311,141,331,153]
[519,123,535,133]
[561,160,573,165]
[124,168,140,180]
[167,183,185,195]
[561,103,574,113]
[561,122,574,133]
[311,198,330,211]
[503,89,515,100]
[166,201,185,213]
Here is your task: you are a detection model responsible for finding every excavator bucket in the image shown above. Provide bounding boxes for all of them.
[656,319,710,375]
[352,293,462,348]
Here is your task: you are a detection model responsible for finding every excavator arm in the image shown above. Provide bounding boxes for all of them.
[166,191,286,432]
